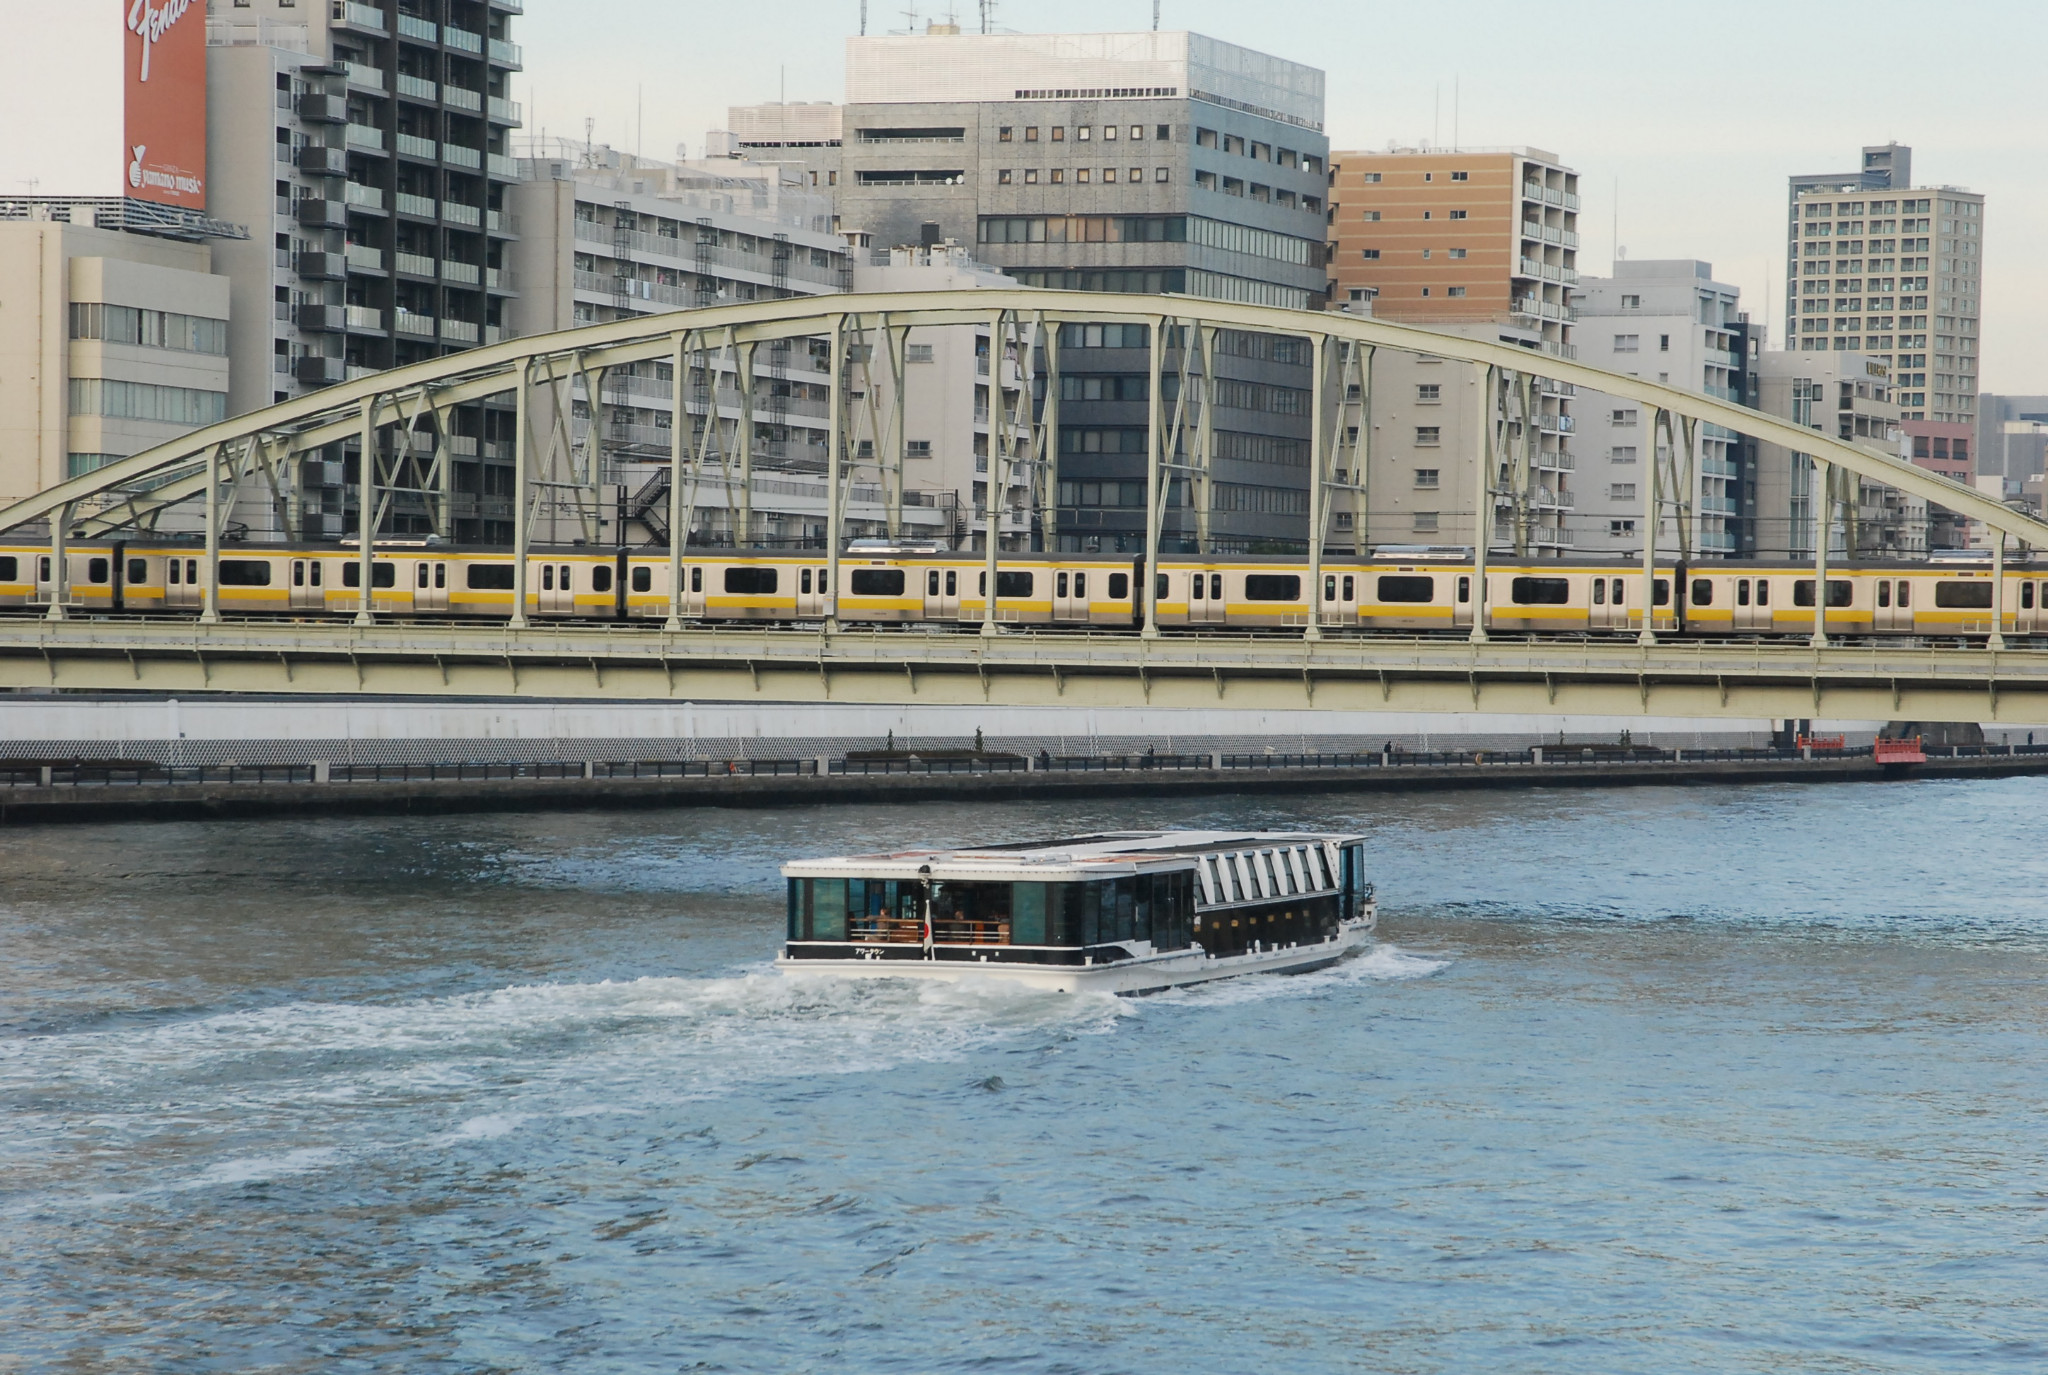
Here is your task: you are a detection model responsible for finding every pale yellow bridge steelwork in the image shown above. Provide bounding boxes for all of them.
[2,288,2043,716]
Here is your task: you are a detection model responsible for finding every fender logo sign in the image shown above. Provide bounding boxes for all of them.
[122,0,207,209]
[127,0,197,83]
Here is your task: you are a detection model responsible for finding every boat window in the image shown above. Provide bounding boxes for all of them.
[1012,883,1048,944]
[1878,580,1891,608]
[1284,848,1305,893]
[1261,851,1282,897]
[929,880,1014,943]
[1228,853,1250,901]
[1593,578,1605,606]
[1377,575,1434,604]
[1341,843,1366,920]
[1691,578,1713,607]
[790,878,849,941]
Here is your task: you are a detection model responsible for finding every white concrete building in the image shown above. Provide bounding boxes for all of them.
[1751,351,1913,559]
[1570,261,1745,558]
[0,213,230,511]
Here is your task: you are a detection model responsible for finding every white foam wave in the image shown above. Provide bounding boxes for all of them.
[1147,942,1450,1009]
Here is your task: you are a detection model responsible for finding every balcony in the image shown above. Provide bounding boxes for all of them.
[295,198,348,231]
[346,123,386,152]
[345,244,387,274]
[442,319,481,344]
[443,260,481,285]
[443,202,481,228]
[444,25,484,55]
[336,2,385,32]
[295,354,346,386]
[443,144,482,171]
[396,14,438,43]
[443,85,482,114]
[345,62,386,91]
[395,191,437,218]
[396,73,439,102]
[297,144,349,177]
[296,303,347,333]
[489,37,523,67]
[486,267,516,292]
[298,92,347,123]
[395,251,437,277]
[487,153,518,180]
[488,96,522,124]
[344,181,386,212]
[346,305,386,332]
[394,310,437,339]
[396,133,438,160]
[297,250,348,279]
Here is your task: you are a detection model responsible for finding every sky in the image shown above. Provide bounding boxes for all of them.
[5,0,2046,389]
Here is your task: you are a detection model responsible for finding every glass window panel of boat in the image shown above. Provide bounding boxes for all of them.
[1113,878,1136,941]
[1263,852,1284,897]
[1229,854,1251,901]
[811,878,849,940]
[931,881,1013,937]
[1012,882,1048,943]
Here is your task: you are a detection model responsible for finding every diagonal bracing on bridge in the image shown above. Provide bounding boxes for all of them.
[2,288,2043,711]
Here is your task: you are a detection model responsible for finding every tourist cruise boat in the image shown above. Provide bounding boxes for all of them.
[778,830,1375,995]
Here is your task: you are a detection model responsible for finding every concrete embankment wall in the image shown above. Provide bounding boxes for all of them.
[4,754,2042,827]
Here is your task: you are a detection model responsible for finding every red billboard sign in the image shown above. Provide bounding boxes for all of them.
[123,0,207,210]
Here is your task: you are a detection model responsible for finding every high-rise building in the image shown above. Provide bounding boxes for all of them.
[204,0,524,538]
[1783,143,1982,428]
[0,210,231,510]
[831,26,1330,554]
[1750,351,1913,559]
[1975,393,2048,499]
[1328,146,1580,361]
[1570,261,1747,558]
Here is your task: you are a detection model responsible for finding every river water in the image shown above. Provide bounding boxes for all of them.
[2,778,2045,1372]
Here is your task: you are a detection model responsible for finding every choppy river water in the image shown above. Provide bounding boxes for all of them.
[3,778,2046,1372]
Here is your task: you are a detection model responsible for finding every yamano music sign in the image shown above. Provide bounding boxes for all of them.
[123,0,206,210]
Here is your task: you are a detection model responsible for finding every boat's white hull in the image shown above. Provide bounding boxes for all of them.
[777,909,1377,996]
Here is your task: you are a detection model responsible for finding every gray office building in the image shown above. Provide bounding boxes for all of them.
[836,27,1329,552]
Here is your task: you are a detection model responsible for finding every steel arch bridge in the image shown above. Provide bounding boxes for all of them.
[6,288,2048,722]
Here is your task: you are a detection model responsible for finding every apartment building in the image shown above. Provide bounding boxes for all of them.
[1784,143,1982,428]
[0,213,231,511]
[1328,146,1580,361]
[821,26,1329,554]
[1570,261,1747,558]
[1751,351,1915,559]
[205,0,523,539]
[1974,393,2048,498]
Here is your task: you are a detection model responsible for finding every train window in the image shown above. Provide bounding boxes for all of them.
[1188,574,1202,599]
[1933,581,1995,610]
[592,565,614,593]
[341,562,396,588]
[976,571,1032,599]
[88,558,109,585]
[418,563,431,589]
[293,561,306,588]
[1209,573,1222,599]
[851,569,906,596]
[40,557,51,582]
[1377,575,1434,603]
[1107,572,1128,599]
[0,556,15,581]
[167,559,179,585]
[690,567,703,593]
[217,560,273,587]
[1894,581,1905,609]
[1458,576,1470,604]
[1653,579,1670,606]
[1075,572,1086,598]
[310,561,323,587]
[1755,579,1768,607]
[2024,582,2036,611]
[1342,575,1354,600]
[724,567,778,595]
[1878,581,1890,608]
[1244,574,1302,602]
[632,567,652,593]
[1323,575,1336,602]
[947,570,958,596]
[435,563,446,590]
[1691,578,1713,607]
[928,569,940,596]
[188,559,199,584]
[467,564,515,590]
[1593,578,1606,605]
[542,565,555,591]
[1057,572,1069,597]
[1612,578,1625,605]
[1736,579,1749,607]
[129,559,148,585]
[800,568,812,595]
[1156,573,1169,600]
[1510,577,1570,605]
[1793,579,1854,608]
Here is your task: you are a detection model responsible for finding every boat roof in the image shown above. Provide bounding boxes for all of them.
[782,830,1366,882]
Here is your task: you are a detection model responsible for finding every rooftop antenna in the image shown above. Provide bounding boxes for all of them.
[1453,76,1459,151]
[860,0,867,34]
[980,0,994,32]
[1153,0,1161,29]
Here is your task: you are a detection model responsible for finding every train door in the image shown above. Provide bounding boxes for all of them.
[415,559,450,613]
[1874,576,1911,633]
[1590,574,1628,631]
[1450,570,1476,630]
[923,566,960,621]
[165,553,202,610]
[1189,570,1227,625]
[1319,570,1358,628]
[796,564,828,618]
[289,557,325,612]
[538,561,576,614]
[1053,568,1090,622]
[1730,576,1764,633]
[2018,578,2040,636]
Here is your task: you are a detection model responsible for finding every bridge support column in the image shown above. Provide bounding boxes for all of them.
[354,405,375,628]
[44,501,70,622]
[200,445,222,626]
[1306,330,1329,641]
[666,332,688,631]
[1992,529,2008,650]
[1141,314,1168,640]
[1812,459,1830,648]
[1639,409,1663,646]
[827,314,848,632]
[1470,365,1493,645]
[510,363,531,630]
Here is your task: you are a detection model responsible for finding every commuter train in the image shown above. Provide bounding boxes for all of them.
[0,539,2039,640]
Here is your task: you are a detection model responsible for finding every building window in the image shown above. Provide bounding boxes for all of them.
[1610,483,1637,500]
[1421,249,1432,259]
[1417,384,1440,402]
[1613,334,1639,352]
[1194,170,1214,190]
[998,169,1013,184]
[1415,426,1441,446]
[1610,519,1636,536]
[1420,287,1431,297]
[1451,171,1469,181]
[999,127,1013,142]
[1025,127,1040,142]
[1414,468,1440,488]
[1077,126,1092,141]
[1659,334,1671,351]
[1102,168,1116,183]
[1448,248,1467,259]
[1049,169,1062,183]
[1610,446,1637,463]
[1155,167,1169,183]
[1449,210,1468,220]
[1103,125,1117,141]
[1157,125,1170,141]
[1025,169,1039,184]
[1197,128,1217,148]
[1129,168,1143,183]
[1051,127,1066,142]
[1076,168,1090,184]
[1413,511,1439,533]
[1621,294,1640,309]
[1362,210,1381,222]
[1361,249,1380,260]
[1360,171,1381,183]
[907,440,933,457]
[1422,210,1433,220]
[1611,408,1638,426]
[1447,287,1466,297]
